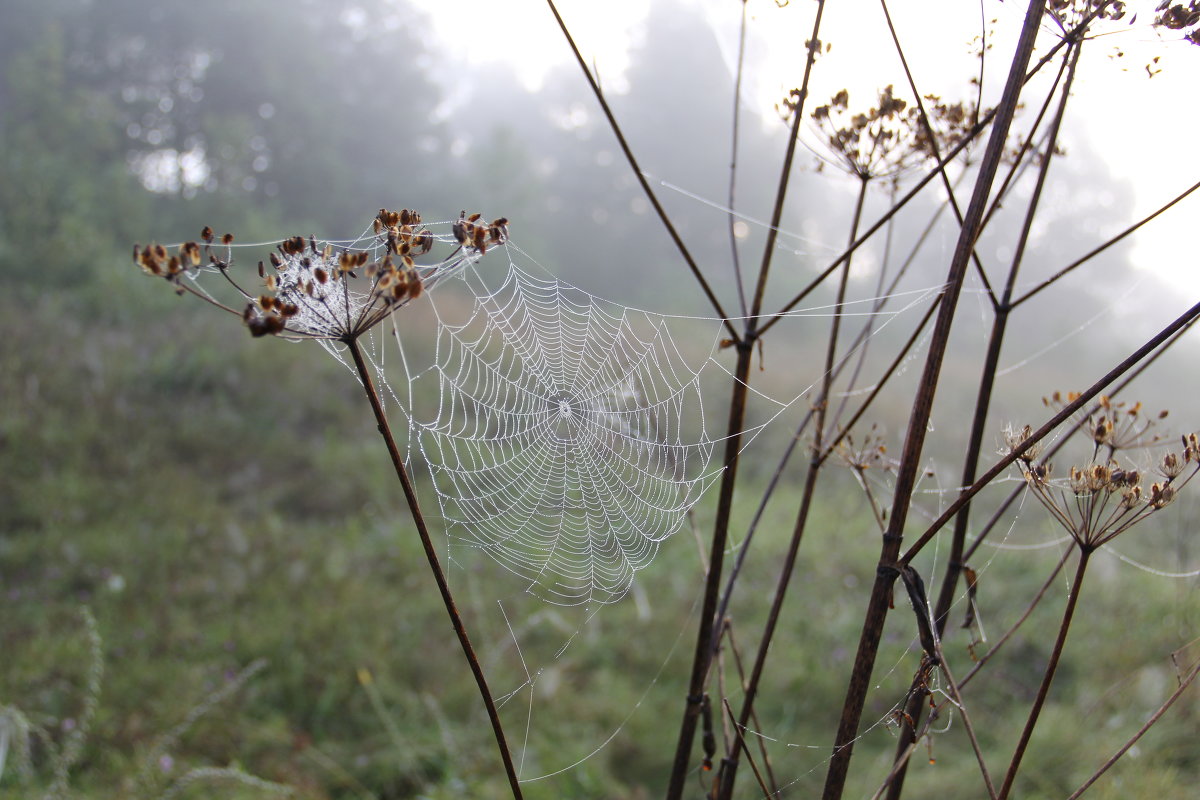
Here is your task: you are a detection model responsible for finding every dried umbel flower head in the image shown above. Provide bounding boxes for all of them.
[133,208,507,341]
[1156,2,1200,46]
[1003,423,1043,464]
[807,85,926,180]
[1047,0,1129,29]
[910,95,992,164]
[1043,391,1168,455]
[1017,428,1199,550]
[832,424,893,473]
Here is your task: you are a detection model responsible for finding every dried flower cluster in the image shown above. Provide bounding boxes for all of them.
[133,208,507,341]
[833,424,893,473]
[1047,0,1129,29]
[808,85,924,180]
[1157,1,1200,45]
[1043,391,1169,455]
[1008,423,1199,550]
[452,211,508,256]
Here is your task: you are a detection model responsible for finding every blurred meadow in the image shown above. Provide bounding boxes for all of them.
[3,1,1200,798]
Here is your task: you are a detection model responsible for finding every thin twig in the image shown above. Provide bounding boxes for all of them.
[1064,653,1200,800]
[879,0,998,308]
[728,0,750,319]
[544,0,737,341]
[722,698,773,800]
[344,338,523,800]
[1012,177,1200,309]
[934,648,998,799]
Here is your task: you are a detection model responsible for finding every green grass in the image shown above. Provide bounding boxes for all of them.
[3,276,1199,799]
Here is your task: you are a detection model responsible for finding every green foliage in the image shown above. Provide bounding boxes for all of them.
[3,0,1199,797]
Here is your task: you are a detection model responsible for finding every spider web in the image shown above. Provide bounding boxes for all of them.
[396,250,726,606]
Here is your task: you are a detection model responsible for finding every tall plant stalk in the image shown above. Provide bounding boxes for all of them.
[821,2,1048,796]
[344,338,523,800]
[715,175,870,799]
[884,35,1082,799]
[996,546,1093,800]
[665,6,828,796]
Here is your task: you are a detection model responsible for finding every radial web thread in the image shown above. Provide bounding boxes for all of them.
[401,256,724,606]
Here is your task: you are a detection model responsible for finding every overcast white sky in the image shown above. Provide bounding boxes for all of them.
[407,0,1200,293]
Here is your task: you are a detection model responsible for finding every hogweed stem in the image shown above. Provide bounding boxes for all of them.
[345,337,524,799]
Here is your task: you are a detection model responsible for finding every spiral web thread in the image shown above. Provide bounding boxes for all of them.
[399,254,725,606]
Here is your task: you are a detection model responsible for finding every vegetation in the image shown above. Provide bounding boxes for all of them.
[3,1,1200,799]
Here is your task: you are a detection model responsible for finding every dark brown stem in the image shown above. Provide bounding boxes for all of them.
[746,0,826,331]
[885,38,1081,799]
[666,5,827,795]
[722,622,781,796]
[821,4,1047,796]
[716,176,870,800]
[544,0,737,341]
[1065,653,1200,800]
[997,546,1092,800]
[665,342,755,800]
[344,338,523,800]
[899,297,1200,567]
[722,698,773,800]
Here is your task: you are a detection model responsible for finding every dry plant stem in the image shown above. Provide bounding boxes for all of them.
[716,177,871,800]
[997,546,1092,800]
[759,10,1091,338]
[1065,654,1200,800]
[344,338,523,800]
[869,741,920,800]
[727,0,750,318]
[1013,177,1200,308]
[544,0,736,341]
[667,5,826,795]
[879,0,997,305]
[821,3,1047,796]
[722,698,773,800]
[723,622,781,795]
[885,40,1080,798]
[666,343,755,800]
[746,0,826,328]
[934,648,998,799]
[899,296,1200,567]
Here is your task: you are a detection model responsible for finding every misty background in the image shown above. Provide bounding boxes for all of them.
[3,0,1199,798]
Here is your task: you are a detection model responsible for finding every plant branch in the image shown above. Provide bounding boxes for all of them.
[879,0,998,308]
[544,0,737,341]
[997,546,1091,800]
[821,3,1047,795]
[1012,177,1200,308]
[884,37,1081,798]
[899,296,1200,567]
[1064,651,1200,800]
[344,338,523,800]
[758,10,1086,339]
[747,0,827,331]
